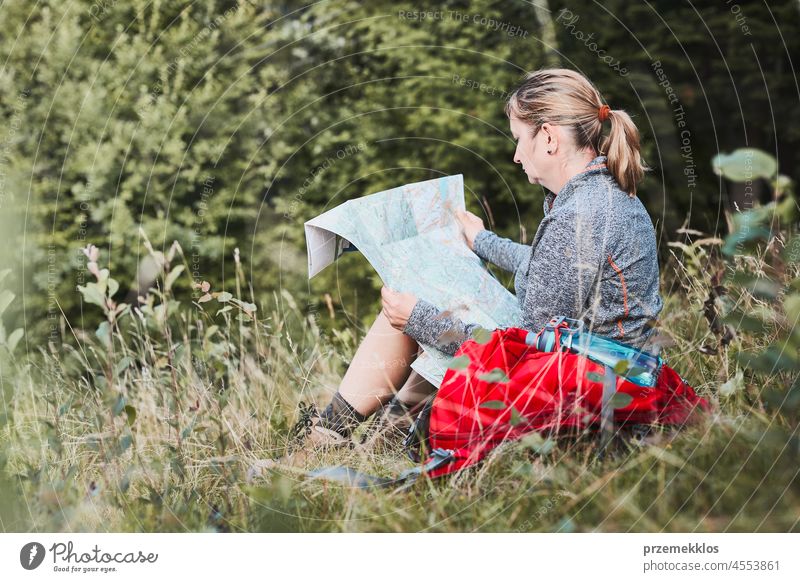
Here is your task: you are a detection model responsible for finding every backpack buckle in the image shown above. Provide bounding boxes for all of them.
[423,448,455,472]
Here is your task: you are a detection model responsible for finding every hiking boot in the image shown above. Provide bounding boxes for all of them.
[246,393,367,481]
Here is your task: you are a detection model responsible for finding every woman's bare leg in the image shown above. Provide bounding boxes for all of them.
[394,368,437,408]
[337,310,420,417]
[356,347,438,448]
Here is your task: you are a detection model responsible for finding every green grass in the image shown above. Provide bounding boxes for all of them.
[1,237,799,533]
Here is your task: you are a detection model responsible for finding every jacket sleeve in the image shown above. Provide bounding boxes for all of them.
[520,204,611,333]
[473,230,531,273]
[402,298,486,357]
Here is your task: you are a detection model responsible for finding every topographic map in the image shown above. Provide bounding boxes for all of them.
[304,174,520,387]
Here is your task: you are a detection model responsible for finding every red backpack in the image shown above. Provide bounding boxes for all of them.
[308,326,711,489]
[404,326,712,479]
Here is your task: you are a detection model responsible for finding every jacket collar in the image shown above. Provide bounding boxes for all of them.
[543,155,609,215]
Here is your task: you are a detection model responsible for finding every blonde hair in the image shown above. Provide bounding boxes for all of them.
[505,68,648,197]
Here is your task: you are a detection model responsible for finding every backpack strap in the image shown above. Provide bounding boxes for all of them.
[402,392,436,463]
[598,364,618,456]
[304,448,456,492]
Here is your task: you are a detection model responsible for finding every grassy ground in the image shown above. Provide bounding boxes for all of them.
[1,237,798,533]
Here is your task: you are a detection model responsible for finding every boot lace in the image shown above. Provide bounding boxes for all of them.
[289,401,318,446]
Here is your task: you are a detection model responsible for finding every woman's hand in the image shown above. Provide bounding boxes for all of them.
[456,209,486,251]
[381,286,418,331]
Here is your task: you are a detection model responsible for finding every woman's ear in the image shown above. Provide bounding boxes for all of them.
[540,122,558,155]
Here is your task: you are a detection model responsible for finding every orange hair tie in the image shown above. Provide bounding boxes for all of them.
[598,104,611,122]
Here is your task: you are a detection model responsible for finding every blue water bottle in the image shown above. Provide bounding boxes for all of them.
[524,316,663,387]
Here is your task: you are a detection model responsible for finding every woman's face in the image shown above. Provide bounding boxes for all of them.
[509,114,558,188]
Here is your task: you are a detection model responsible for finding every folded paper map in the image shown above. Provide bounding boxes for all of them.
[304,174,520,387]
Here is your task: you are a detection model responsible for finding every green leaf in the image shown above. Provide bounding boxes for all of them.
[477,368,510,383]
[712,148,778,181]
[447,354,471,370]
[170,457,186,480]
[119,435,132,453]
[165,265,184,291]
[216,305,233,316]
[613,360,631,375]
[722,311,770,335]
[217,291,233,302]
[112,395,126,416]
[124,405,137,426]
[776,195,798,223]
[78,283,106,309]
[774,174,794,196]
[6,328,23,352]
[737,345,800,373]
[204,325,220,342]
[743,279,781,300]
[114,356,133,377]
[470,327,492,344]
[0,289,15,316]
[721,212,772,256]
[479,400,507,410]
[783,294,800,327]
[521,432,555,454]
[107,276,119,298]
[586,371,605,383]
[243,486,273,504]
[96,321,111,347]
[509,406,524,427]
[608,392,633,409]
[782,236,800,265]
[719,368,745,397]
[174,344,187,368]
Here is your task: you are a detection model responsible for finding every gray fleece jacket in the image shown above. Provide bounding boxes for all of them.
[402,155,664,356]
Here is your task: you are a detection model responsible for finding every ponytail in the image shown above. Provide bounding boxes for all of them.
[600,109,648,197]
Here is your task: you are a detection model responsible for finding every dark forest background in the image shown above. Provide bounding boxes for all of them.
[1,0,798,344]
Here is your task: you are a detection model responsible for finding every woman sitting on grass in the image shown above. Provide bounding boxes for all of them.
[261,68,663,469]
